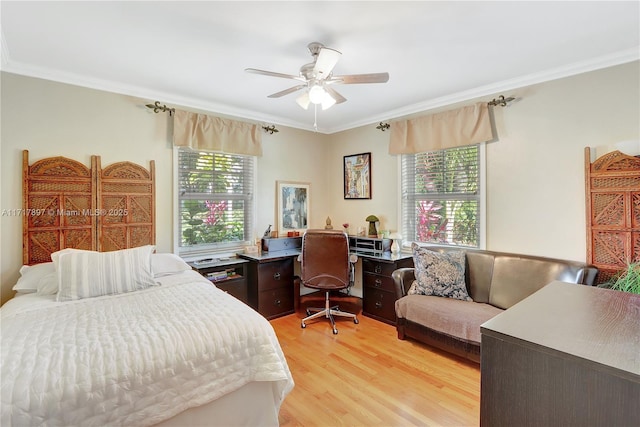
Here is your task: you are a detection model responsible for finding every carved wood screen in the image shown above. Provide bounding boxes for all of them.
[585,147,640,284]
[23,150,155,265]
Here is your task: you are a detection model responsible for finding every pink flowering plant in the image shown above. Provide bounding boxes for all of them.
[181,199,243,245]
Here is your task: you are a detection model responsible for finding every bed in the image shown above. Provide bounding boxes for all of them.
[1,153,294,426]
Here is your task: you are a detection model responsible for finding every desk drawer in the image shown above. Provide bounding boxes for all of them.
[257,258,293,291]
[363,272,396,293]
[362,259,398,276]
[258,287,294,319]
[363,288,396,324]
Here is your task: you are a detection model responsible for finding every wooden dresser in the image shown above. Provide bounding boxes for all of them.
[361,254,413,325]
[480,281,640,427]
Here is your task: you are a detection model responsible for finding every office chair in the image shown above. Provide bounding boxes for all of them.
[296,229,359,334]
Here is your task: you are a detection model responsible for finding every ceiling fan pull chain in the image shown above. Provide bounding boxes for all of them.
[314,104,318,132]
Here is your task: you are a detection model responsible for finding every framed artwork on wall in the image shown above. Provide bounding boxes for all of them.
[276,181,310,236]
[344,152,372,199]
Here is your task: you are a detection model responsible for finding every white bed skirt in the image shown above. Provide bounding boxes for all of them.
[155,381,282,427]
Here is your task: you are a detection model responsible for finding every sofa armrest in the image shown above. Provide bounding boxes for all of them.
[392,268,415,299]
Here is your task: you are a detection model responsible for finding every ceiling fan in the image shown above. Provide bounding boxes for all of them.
[245,42,389,111]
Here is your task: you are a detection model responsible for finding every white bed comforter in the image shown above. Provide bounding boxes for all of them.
[1,271,294,427]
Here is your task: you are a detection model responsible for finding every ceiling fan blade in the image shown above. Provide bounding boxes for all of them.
[325,87,347,104]
[245,68,305,81]
[331,72,389,84]
[313,47,341,79]
[268,84,307,98]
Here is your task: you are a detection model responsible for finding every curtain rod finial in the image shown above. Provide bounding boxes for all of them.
[376,122,390,132]
[262,125,279,134]
[488,95,515,107]
[145,101,175,116]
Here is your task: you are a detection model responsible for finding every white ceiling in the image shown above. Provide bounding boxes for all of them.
[1,1,639,134]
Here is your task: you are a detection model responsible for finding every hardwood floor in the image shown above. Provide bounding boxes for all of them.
[271,294,480,427]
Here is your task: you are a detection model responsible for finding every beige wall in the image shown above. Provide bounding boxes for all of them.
[0,73,331,304]
[2,61,639,303]
[325,61,640,261]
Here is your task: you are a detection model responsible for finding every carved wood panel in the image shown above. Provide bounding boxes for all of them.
[22,152,97,265]
[23,150,155,264]
[585,147,640,284]
[97,159,156,252]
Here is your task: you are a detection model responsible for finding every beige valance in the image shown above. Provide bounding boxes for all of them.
[389,102,493,154]
[173,110,263,157]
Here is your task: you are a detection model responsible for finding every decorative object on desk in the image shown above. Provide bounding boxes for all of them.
[263,224,272,237]
[357,226,366,236]
[344,152,372,199]
[277,181,309,237]
[342,223,349,234]
[325,216,333,229]
[366,215,379,237]
[389,232,402,254]
[244,245,258,254]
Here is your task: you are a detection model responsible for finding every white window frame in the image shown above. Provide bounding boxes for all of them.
[397,143,486,250]
[173,147,257,256]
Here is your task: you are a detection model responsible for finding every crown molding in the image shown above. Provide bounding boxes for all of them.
[2,46,638,135]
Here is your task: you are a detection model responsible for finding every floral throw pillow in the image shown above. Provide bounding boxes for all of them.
[408,243,473,301]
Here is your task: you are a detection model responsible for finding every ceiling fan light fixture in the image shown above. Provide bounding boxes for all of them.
[321,92,336,110]
[308,84,326,104]
[296,92,310,110]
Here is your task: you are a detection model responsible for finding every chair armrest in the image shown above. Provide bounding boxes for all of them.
[583,267,599,286]
[392,268,415,299]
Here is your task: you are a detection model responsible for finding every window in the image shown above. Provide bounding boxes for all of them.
[177,148,255,254]
[400,144,484,248]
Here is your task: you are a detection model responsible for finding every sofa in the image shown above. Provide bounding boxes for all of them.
[392,246,598,363]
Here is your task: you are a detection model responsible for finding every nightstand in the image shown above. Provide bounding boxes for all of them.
[188,258,249,305]
[361,255,413,325]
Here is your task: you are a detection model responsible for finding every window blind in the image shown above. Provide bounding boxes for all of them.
[401,145,480,247]
[178,149,254,251]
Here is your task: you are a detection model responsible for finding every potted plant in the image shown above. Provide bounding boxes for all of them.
[599,262,640,295]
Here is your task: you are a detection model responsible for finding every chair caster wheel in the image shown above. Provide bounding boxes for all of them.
[354,318,359,324]
[301,322,306,329]
[333,329,338,335]
[305,309,311,316]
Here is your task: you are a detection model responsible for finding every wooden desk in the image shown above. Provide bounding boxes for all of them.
[480,281,640,427]
[239,249,413,323]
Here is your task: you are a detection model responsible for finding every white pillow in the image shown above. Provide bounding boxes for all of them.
[54,245,158,302]
[13,263,55,293]
[37,272,59,295]
[151,253,192,277]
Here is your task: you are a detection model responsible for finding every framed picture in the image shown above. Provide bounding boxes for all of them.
[344,152,372,199]
[276,181,310,236]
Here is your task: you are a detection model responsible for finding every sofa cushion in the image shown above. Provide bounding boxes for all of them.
[409,244,472,301]
[488,256,588,309]
[395,295,503,344]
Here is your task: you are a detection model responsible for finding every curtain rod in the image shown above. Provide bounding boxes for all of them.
[376,94,516,131]
[144,101,279,133]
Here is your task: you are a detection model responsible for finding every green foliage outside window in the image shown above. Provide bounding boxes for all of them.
[179,150,253,249]
[413,146,479,246]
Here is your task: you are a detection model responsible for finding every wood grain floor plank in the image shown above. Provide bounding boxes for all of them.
[272,295,480,426]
